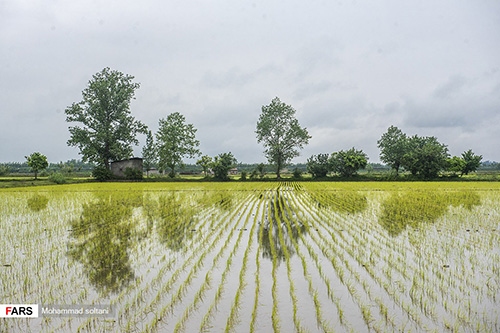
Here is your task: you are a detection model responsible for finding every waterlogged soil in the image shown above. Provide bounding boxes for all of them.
[0,182,499,332]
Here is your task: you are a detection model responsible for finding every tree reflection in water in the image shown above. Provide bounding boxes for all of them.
[67,194,139,295]
[260,188,306,263]
[27,194,49,212]
[379,190,481,237]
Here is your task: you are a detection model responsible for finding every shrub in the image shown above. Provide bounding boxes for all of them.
[307,154,330,178]
[240,171,247,180]
[124,167,143,180]
[48,172,66,184]
[92,166,113,181]
[0,164,10,176]
[293,168,302,179]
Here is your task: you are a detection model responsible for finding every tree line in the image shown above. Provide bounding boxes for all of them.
[12,68,489,181]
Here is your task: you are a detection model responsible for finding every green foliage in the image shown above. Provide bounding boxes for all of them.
[25,152,49,180]
[240,171,247,180]
[380,190,481,236]
[196,155,213,176]
[401,135,449,178]
[447,150,482,176]
[142,130,157,176]
[292,167,302,179]
[92,165,113,181]
[377,125,407,174]
[256,163,266,179]
[156,112,200,177]
[461,149,482,175]
[447,156,465,175]
[306,153,330,178]
[0,164,11,176]
[211,152,237,180]
[250,169,259,179]
[329,148,368,177]
[27,194,49,212]
[256,97,311,179]
[124,167,143,180]
[48,172,66,184]
[65,67,147,169]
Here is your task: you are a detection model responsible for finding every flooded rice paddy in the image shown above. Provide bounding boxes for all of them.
[0,182,499,332]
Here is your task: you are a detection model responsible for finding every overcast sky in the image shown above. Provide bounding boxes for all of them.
[1,0,499,164]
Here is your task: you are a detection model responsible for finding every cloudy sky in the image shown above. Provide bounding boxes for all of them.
[1,0,499,164]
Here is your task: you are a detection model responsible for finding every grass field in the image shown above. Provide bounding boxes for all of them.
[0,182,499,332]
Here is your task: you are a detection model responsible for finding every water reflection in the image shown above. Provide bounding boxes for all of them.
[260,189,307,263]
[312,190,368,215]
[149,194,197,251]
[379,191,481,237]
[27,194,49,212]
[67,194,138,295]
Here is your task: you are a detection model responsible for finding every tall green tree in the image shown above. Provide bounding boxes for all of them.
[329,148,368,177]
[461,149,482,176]
[156,112,201,177]
[307,153,330,178]
[377,125,407,175]
[65,68,147,169]
[256,97,311,179]
[25,152,48,180]
[142,130,157,177]
[211,152,237,180]
[196,155,212,176]
[401,135,449,178]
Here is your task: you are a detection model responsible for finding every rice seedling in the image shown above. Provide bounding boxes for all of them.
[0,181,499,332]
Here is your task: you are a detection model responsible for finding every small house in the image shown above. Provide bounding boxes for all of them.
[111,158,143,178]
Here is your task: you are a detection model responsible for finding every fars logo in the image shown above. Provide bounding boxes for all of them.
[0,304,39,318]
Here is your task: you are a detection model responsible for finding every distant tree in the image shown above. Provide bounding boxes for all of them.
[211,152,237,180]
[65,67,147,169]
[306,153,330,178]
[196,155,213,176]
[156,112,201,177]
[25,152,49,180]
[461,149,482,175]
[447,156,465,176]
[256,97,311,179]
[0,164,10,176]
[256,163,266,179]
[377,125,407,175]
[292,167,302,179]
[330,148,368,177]
[142,130,157,177]
[401,135,449,178]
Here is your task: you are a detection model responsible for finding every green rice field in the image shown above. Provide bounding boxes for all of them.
[1,182,499,332]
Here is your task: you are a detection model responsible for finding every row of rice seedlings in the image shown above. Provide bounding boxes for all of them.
[267,187,281,332]
[273,185,333,332]
[198,190,270,332]
[223,191,266,333]
[291,188,401,331]
[115,207,219,326]
[282,188,354,331]
[249,189,272,333]
[174,190,262,332]
[286,188,378,330]
[137,193,252,331]
[305,193,432,330]
[116,190,238,330]
[143,191,255,332]
[271,186,305,332]
[302,187,498,330]
[341,192,491,329]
